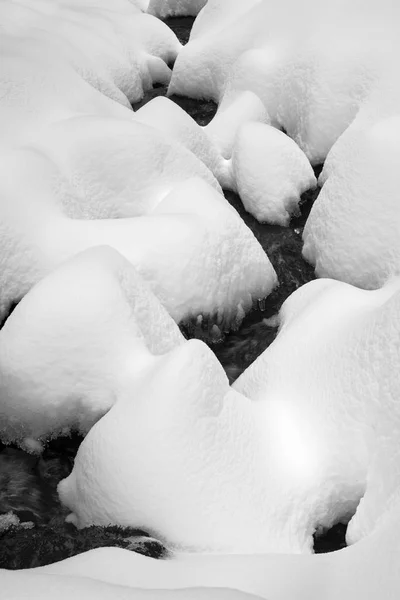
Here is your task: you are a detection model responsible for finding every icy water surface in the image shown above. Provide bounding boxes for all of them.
[0,16,346,567]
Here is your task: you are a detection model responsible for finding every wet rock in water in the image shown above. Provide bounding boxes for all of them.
[165,17,195,45]
[0,523,169,569]
[313,522,348,554]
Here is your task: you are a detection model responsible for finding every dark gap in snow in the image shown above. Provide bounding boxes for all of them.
[313,522,348,554]
[165,17,195,45]
[0,298,20,330]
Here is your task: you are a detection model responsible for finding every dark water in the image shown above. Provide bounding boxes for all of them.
[0,16,344,566]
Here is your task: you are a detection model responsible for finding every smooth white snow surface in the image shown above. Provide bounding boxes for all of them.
[37,505,400,600]
[58,276,400,554]
[0,246,184,447]
[58,340,279,552]
[1,569,262,600]
[232,122,316,225]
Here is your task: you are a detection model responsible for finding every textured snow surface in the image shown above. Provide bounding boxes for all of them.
[59,277,400,554]
[58,340,280,552]
[234,277,400,549]
[303,116,400,288]
[0,246,184,447]
[232,122,316,225]
[170,0,400,163]
[0,148,275,324]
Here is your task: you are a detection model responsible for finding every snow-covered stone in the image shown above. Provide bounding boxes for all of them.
[205,91,269,160]
[170,0,400,162]
[0,149,275,326]
[35,114,221,219]
[231,122,316,224]
[303,116,400,288]
[0,246,183,447]
[135,96,228,186]
[58,340,277,552]
[234,277,400,550]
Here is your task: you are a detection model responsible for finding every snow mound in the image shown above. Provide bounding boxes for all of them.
[0,0,179,107]
[148,0,207,18]
[170,0,400,163]
[231,122,316,225]
[205,91,269,160]
[0,246,184,447]
[135,96,228,186]
[0,149,275,326]
[35,114,221,219]
[303,116,400,288]
[234,277,400,550]
[1,569,261,600]
[59,339,292,553]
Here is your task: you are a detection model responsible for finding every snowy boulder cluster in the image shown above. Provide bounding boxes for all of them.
[3,0,400,599]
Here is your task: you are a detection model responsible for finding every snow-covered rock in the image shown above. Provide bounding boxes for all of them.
[170,0,400,163]
[205,91,269,160]
[233,276,400,550]
[58,340,277,552]
[35,115,221,219]
[231,122,316,224]
[135,97,229,186]
[0,246,184,447]
[303,116,400,288]
[0,149,275,326]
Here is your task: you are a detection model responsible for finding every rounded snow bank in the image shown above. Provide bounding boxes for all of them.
[170,0,400,162]
[39,506,400,600]
[235,277,400,549]
[303,116,400,288]
[0,149,275,327]
[1,569,262,600]
[58,340,278,552]
[231,122,316,225]
[0,246,184,448]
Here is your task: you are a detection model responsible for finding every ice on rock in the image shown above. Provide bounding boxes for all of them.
[135,97,229,186]
[231,122,316,225]
[59,340,284,552]
[205,91,270,160]
[147,0,207,18]
[234,277,400,549]
[0,149,275,326]
[303,116,400,288]
[0,246,184,446]
[1,569,262,600]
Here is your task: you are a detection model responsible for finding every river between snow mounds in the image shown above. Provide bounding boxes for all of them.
[136,17,319,385]
[0,16,347,571]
